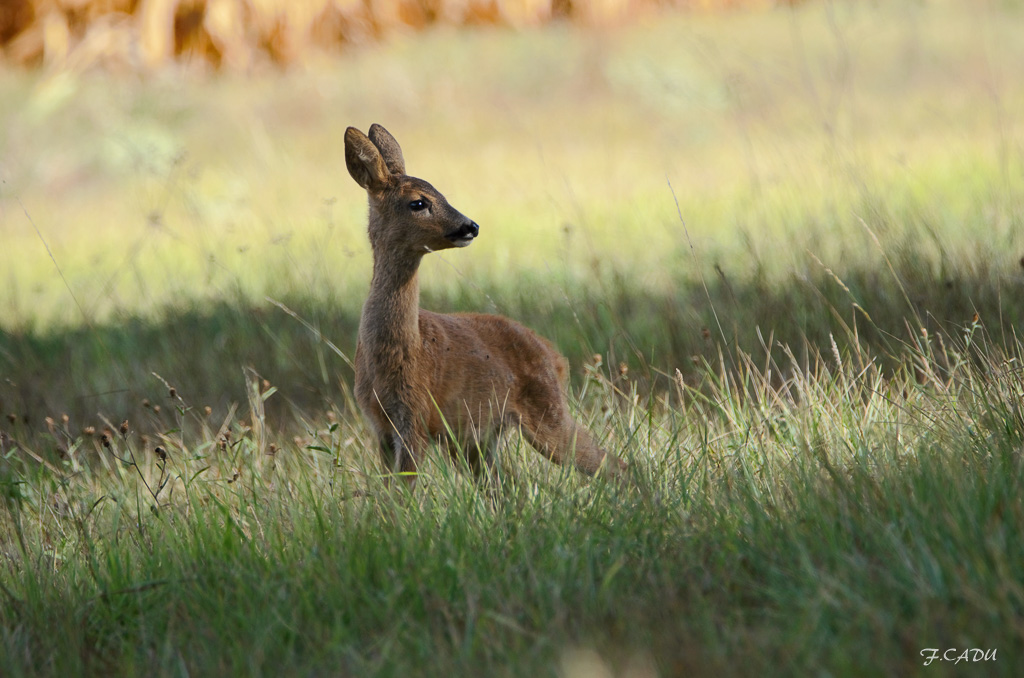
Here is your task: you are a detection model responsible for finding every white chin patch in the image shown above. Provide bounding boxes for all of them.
[452,236,475,247]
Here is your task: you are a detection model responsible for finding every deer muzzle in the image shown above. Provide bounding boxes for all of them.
[446,221,480,247]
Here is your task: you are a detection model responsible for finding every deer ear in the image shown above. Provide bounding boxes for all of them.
[345,127,393,191]
[368,123,406,175]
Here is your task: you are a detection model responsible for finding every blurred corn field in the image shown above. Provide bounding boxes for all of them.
[0,0,802,70]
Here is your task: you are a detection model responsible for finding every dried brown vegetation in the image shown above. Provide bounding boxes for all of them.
[1,0,801,70]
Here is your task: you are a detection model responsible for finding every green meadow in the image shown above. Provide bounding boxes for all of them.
[2,2,1024,676]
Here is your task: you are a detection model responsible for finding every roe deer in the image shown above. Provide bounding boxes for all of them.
[345,123,626,485]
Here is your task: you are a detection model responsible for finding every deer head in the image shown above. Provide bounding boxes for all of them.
[345,124,480,258]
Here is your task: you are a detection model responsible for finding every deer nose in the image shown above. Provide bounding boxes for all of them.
[466,221,479,237]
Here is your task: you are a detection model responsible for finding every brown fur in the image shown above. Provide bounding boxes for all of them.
[345,124,626,484]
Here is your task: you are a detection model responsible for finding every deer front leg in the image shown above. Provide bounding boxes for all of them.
[378,400,425,487]
[375,431,420,488]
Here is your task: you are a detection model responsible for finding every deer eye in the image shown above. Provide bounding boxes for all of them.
[408,200,427,212]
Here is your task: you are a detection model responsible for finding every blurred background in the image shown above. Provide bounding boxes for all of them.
[1,0,1022,436]
[1,0,801,71]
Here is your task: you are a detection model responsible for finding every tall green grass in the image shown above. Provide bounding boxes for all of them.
[2,327,1022,676]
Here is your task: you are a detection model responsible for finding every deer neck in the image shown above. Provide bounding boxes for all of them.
[361,246,423,360]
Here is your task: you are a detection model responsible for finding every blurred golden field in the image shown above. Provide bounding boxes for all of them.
[2,0,799,70]
[3,2,1022,321]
